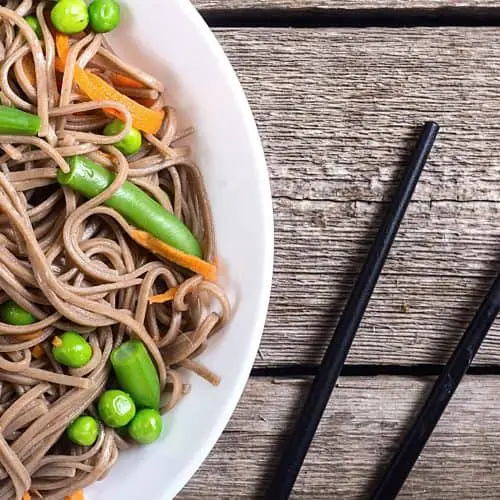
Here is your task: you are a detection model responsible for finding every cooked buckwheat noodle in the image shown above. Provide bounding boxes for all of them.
[0,2,231,498]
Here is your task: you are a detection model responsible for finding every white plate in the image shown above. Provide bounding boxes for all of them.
[86,1,273,499]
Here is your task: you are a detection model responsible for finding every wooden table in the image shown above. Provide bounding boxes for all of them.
[179,2,500,498]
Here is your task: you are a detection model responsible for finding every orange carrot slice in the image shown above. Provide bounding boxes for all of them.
[23,493,31,500]
[21,54,36,86]
[55,57,65,73]
[65,491,84,500]
[55,32,70,63]
[31,345,44,359]
[16,330,42,342]
[130,230,217,282]
[149,287,178,304]
[109,73,144,89]
[135,98,157,108]
[55,33,164,134]
[75,70,164,134]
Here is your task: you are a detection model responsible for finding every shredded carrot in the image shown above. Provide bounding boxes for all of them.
[31,345,44,360]
[23,492,31,500]
[55,57,65,73]
[22,54,36,86]
[76,70,164,134]
[52,336,63,348]
[135,98,157,108]
[55,32,70,63]
[109,72,144,89]
[130,230,217,282]
[149,287,178,304]
[16,330,42,342]
[55,33,164,134]
[65,491,84,500]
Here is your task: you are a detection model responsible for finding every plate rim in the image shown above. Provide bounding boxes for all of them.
[163,2,274,498]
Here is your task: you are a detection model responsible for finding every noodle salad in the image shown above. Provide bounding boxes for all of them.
[0,1,230,498]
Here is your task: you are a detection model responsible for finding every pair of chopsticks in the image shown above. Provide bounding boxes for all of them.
[265,121,500,500]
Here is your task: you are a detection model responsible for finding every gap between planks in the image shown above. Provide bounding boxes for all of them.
[194,1,500,8]
[251,364,500,377]
[180,375,500,498]
[200,9,500,29]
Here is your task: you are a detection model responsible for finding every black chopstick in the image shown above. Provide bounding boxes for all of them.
[265,121,440,500]
[371,271,500,500]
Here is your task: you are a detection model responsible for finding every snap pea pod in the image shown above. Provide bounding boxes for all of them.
[111,340,160,410]
[57,155,202,257]
[0,106,40,136]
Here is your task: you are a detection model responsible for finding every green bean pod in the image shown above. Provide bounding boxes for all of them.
[111,340,160,410]
[57,155,202,257]
[0,106,41,135]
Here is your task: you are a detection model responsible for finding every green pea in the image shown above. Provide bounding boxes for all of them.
[51,0,89,35]
[103,120,142,156]
[67,415,99,446]
[128,408,163,445]
[98,390,136,428]
[52,332,92,368]
[24,15,42,39]
[0,301,35,326]
[89,0,120,33]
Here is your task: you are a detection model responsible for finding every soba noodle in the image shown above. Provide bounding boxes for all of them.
[0,2,231,498]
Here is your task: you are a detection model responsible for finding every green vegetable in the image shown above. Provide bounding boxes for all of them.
[0,301,35,325]
[98,390,136,428]
[52,332,93,368]
[57,155,202,257]
[24,15,42,39]
[0,106,41,136]
[50,0,89,34]
[88,0,120,33]
[111,340,160,410]
[128,409,163,444]
[103,119,142,156]
[67,415,99,446]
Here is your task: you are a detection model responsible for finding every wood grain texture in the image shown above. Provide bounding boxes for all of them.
[194,1,500,9]
[209,28,500,366]
[180,376,500,498]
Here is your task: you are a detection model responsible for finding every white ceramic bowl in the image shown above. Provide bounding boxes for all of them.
[86,1,273,499]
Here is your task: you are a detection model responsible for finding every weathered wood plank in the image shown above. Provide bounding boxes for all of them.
[180,376,500,498]
[217,28,499,203]
[266,200,500,366]
[211,28,500,366]
[195,1,500,10]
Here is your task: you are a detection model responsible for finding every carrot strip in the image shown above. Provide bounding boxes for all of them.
[22,55,36,86]
[135,98,157,108]
[52,336,63,348]
[76,70,164,134]
[55,34,164,134]
[31,345,44,359]
[109,72,144,89]
[55,32,70,63]
[23,493,31,500]
[130,230,217,282]
[55,57,65,73]
[65,491,84,500]
[149,287,178,304]
[16,330,42,342]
